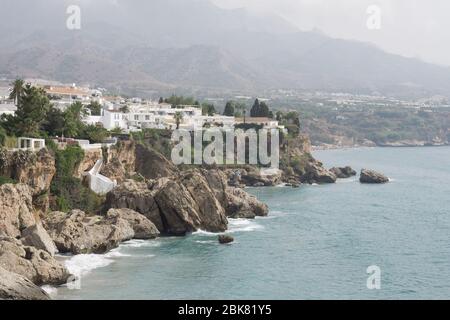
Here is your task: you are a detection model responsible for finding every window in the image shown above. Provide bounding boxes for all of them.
[145,115,150,120]
[134,115,139,121]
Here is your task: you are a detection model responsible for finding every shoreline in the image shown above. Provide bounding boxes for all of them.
[311,143,449,151]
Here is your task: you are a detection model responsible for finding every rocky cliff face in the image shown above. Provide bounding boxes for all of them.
[106,167,268,236]
[0,149,56,211]
[101,140,137,183]
[280,134,337,184]
[135,144,178,179]
[0,184,36,238]
[74,148,102,179]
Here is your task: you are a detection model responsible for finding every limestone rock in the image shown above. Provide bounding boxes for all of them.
[0,183,36,238]
[0,266,50,300]
[330,166,357,179]
[43,210,134,254]
[225,187,269,219]
[106,208,159,239]
[105,179,163,231]
[360,169,389,184]
[301,161,337,184]
[21,222,58,256]
[135,144,178,179]
[0,237,70,286]
[179,170,228,232]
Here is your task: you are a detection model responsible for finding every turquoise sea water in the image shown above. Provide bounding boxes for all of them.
[55,147,450,300]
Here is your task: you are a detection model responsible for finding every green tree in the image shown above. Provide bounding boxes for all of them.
[63,102,88,138]
[201,103,216,116]
[223,101,235,116]
[13,84,52,137]
[79,124,109,143]
[9,79,25,107]
[43,107,65,137]
[250,98,261,117]
[87,101,102,116]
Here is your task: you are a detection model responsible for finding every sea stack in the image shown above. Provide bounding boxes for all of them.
[359,169,389,184]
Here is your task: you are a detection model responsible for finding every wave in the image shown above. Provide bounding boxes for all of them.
[227,218,264,233]
[64,253,114,278]
[121,239,161,248]
[192,229,218,236]
[41,285,58,298]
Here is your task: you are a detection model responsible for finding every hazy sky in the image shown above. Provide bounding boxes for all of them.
[212,0,450,67]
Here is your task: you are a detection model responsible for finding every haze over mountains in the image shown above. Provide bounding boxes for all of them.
[1,0,450,98]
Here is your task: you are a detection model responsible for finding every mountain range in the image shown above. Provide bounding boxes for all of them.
[1,0,450,98]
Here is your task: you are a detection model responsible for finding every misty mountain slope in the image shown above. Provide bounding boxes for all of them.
[1,0,450,97]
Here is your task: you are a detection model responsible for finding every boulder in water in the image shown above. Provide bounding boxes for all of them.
[360,169,389,184]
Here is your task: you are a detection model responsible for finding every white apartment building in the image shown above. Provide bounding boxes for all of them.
[83,102,235,132]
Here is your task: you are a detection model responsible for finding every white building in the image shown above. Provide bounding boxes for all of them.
[83,102,235,132]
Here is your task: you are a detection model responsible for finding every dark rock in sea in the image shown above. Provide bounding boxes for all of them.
[218,235,234,244]
[0,266,50,300]
[330,166,357,179]
[292,183,300,188]
[359,169,389,184]
[301,162,337,184]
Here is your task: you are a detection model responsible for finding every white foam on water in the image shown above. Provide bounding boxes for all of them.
[195,240,217,244]
[64,254,114,278]
[275,183,287,187]
[121,239,161,248]
[193,229,218,236]
[227,218,264,233]
[104,248,132,258]
[41,285,58,298]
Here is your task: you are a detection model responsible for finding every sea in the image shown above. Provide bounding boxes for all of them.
[50,147,450,300]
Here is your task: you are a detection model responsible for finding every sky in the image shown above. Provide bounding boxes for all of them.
[212,0,450,67]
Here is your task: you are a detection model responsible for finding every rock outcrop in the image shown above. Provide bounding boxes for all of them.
[0,184,36,238]
[21,222,58,256]
[135,144,178,179]
[101,140,136,183]
[106,167,267,235]
[179,170,228,232]
[0,266,50,300]
[218,235,234,244]
[106,208,159,240]
[330,166,357,179]
[360,169,389,184]
[0,149,56,213]
[225,187,269,218]
[0,236,70,286]
[301,161,337,184]
[74,148,102,179]
[43,209,158,254]
[105,180,163,230]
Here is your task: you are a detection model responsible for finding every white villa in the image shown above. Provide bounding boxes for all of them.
[83,102,236,132]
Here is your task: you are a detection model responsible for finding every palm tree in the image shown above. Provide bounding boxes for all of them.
[9,79,24,107]
[174,111,183,130]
